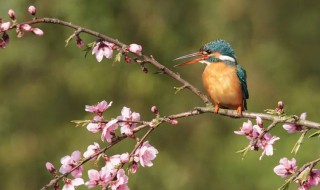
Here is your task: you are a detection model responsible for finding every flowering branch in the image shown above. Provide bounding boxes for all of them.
[5,17,210,104]
[274,157,320,190]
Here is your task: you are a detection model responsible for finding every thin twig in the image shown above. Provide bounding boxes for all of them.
[8,17,210,104]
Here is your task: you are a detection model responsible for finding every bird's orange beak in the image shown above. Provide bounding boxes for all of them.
[173,52,207,67]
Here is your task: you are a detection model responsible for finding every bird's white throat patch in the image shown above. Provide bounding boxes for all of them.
[219,55,236,62]
[199,60,211,65]
[199,55,236,65]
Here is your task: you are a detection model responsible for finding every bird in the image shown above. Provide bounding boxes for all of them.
[174,39,249,115]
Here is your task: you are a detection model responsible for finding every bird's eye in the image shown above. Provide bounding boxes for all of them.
[202,51,209,55]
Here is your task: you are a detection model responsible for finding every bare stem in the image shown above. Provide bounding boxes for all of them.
[9,17,210,104]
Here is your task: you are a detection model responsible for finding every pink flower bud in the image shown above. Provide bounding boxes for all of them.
[2,32,9,44]
[151,106,158,115]
[128,44,142,54]
[142,67,148,73]
[125,55,131,63]
[169,119,178,125]
[0,22,10,32]
[256,116,263,127]
[277,101,284,110]
[8,9,15,20]
[129,162,139,174]
[20,24,32,32]
[45,162,56,174]
[120,153,130,163]
[28,5,36,15]
[76,36,84,48]
[0,39,6,48]
[32,28,44,36]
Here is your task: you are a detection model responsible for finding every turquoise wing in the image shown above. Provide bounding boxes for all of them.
[236,64,249,110]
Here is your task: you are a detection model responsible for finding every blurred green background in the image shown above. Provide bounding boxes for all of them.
[1,0,320,189]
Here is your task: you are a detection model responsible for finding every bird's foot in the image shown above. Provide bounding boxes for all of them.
[214,104,220,113]
[237,106,243,116]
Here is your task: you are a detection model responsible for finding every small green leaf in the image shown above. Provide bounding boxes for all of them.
[265,109,278,115]
[174,85,186,94]
[65,34,74,47]
[277,181,290,190]
[296,167,311,184]
[291,130,308,155]
[71,120,91,127]
[113,52,122,64]
[308,130,320,138]
[84,42,95,58]
[236,145,251,160]
[291,134,304,154]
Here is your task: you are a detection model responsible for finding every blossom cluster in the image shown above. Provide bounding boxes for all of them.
[0,5,43,48]
[283,113,306,133]
[91,41,142,62]
[274,157,320,190]
[45,100,159,190]
[85,100,142,142]
[234,116,280,159]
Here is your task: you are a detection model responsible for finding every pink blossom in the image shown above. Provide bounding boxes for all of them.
[120,153,130,163]
[76,36,84,48]
[307,169,320,187]
[85,100,112,115]
[32,28,44,36]
[298,183,310,190]
[0,22,10,32]
[252,124,263,139]
[259,133,280,160]
[278,101,284,109]
[169,119,178,125]
[92,41,114,62]
[87,116,104,133]
[235,117,280,159]
[106,153,130,167]
[117,107,140,136]
[62,178,84,190]
[256,116,263,128]
[0,32,10,48]
[273,157,297,178]
[28,5,36,15]
[283,113,306,133]
[128,43,142,54]
[297,169,320,189]
[45,162,56,174]
[85,169,112,188]
[20,24,32,32]
[134,141,158,167]
[59,150,83,178]
[83,142,100,159]
[151,106,158,115]
[234,120,253,137]
[110,169,129,190]
[101,119,118,143]
[8,9,15,20]
[87,123,103,133]
[129,162,139,174]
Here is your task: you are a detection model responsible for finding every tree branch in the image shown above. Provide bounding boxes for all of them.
[9,17,210,104]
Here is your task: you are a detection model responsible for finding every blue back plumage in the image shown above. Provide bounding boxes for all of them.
[236,65,249,110]
[201,39,249,109]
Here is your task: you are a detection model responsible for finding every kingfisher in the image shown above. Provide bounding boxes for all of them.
[174,39,249,115]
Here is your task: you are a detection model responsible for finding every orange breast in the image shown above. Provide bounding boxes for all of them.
[202,62,243,109]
